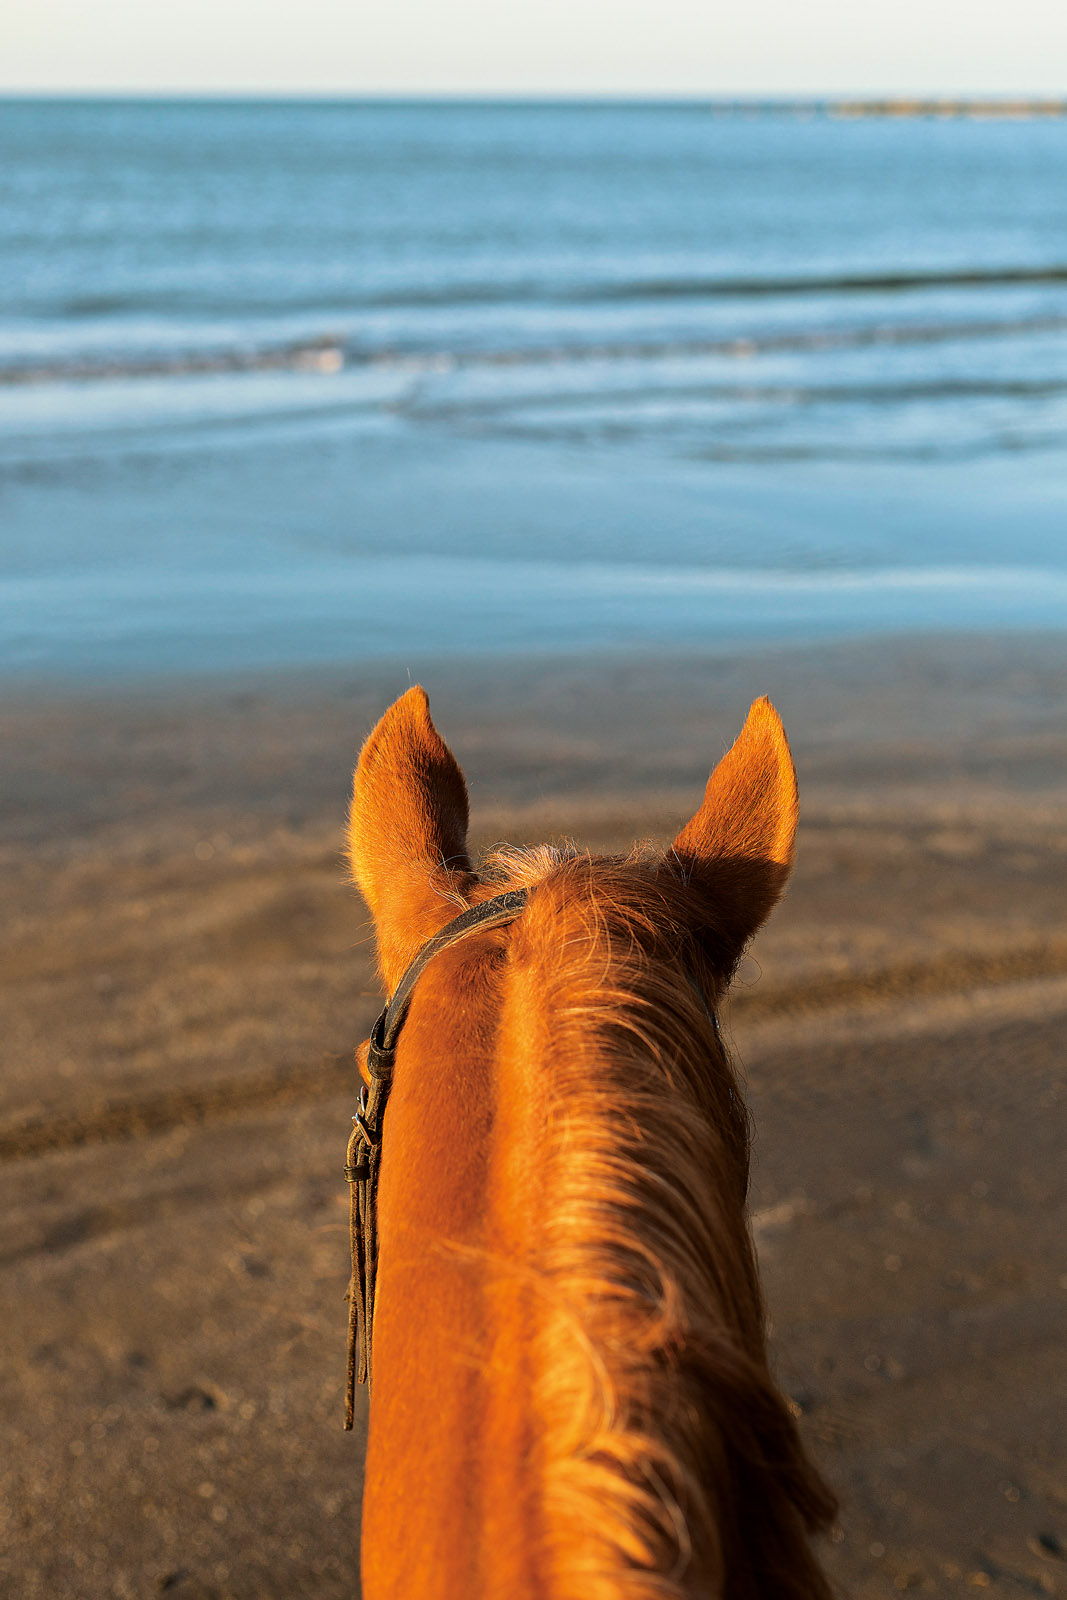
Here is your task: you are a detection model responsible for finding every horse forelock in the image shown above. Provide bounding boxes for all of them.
[476,845,838,1600]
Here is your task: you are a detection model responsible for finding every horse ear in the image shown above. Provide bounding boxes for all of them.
[671,697,798,967]
[349,686,476,990]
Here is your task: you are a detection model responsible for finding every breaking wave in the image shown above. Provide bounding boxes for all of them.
[3,311,1067,389]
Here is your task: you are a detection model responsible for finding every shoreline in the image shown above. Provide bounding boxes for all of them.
[8,575,1066,690]
[5,617,1066,699]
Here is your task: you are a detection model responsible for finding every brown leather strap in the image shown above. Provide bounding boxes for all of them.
[344,888,529,1428]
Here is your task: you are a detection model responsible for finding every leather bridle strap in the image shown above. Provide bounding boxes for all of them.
[344,887,529,1427]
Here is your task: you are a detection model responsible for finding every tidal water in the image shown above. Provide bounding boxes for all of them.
[2,99,1066,681]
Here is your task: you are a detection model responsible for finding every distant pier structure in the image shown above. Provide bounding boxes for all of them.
[830,98,1067,118]
[703,98,1067,118]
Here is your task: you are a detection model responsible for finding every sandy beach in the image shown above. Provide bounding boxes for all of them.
[2,632,1066,1598]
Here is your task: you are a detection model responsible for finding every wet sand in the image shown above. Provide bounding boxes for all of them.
[2,634,1066,1598]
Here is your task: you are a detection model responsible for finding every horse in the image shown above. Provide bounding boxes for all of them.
[346,686,837,1599]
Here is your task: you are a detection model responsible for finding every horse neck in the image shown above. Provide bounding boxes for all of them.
[360,936,548,1600]
[361,873,835,1600]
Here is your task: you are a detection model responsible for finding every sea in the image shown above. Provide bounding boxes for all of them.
[2,98,1066,683]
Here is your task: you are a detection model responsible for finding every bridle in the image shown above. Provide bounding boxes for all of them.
[342,879,722,1430]
[343,887,529,1428]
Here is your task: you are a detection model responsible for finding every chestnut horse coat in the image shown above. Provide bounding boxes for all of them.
[348,688,836,1600]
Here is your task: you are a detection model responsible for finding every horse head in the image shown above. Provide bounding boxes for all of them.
[346,687,836,1600]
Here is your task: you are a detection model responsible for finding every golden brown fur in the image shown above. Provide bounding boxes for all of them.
[489,847,836,1599]
[348,687,836,1599]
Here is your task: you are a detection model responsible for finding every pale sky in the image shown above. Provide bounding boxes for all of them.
[3,0,1067,98]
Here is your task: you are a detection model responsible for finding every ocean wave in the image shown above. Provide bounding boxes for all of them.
[3,312,1067,390]
[0,339,348,387]
[30,261,1067,322]
[402,376,1067,419]
[580,264,1067,301]
[256,261,1067,311]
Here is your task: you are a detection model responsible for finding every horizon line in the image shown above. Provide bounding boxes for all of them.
[3,90,1067,115]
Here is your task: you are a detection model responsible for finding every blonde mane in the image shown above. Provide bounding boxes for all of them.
[485,845,837,1600]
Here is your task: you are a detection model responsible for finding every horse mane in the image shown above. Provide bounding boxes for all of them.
[482,843,838,1600]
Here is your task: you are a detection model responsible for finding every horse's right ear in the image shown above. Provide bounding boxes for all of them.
[671,697,798,967]
[349,687,476,992]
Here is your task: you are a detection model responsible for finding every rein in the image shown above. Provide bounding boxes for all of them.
[344,887,529,1428]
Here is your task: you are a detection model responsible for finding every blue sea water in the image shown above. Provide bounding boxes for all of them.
[1,98,1066,681]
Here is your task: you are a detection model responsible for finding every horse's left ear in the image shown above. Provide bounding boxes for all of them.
[671,697,798,967]
[349,686,476,990]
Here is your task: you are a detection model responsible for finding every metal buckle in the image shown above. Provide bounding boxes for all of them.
[353,1082,381,1148]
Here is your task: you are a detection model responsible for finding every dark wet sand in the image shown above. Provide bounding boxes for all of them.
[2,634,1066,1598]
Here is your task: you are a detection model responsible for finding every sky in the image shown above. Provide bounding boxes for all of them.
[2,0,1067,98]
